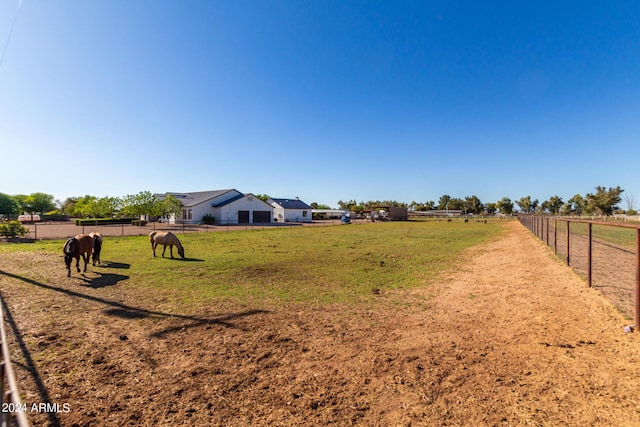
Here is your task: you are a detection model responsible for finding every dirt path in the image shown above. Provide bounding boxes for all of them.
[2,221,640,426]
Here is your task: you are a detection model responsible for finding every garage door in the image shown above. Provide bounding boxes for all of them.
[253,211,271,223]
[238,211,249,224]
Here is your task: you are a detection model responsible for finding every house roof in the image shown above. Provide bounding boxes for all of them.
[157,189,240,207]
[211,193,245,207]
[270,198,312,210]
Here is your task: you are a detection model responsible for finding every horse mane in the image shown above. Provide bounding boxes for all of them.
[63,237,76,254]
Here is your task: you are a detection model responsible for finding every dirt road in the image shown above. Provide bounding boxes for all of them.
[1,220,640,426]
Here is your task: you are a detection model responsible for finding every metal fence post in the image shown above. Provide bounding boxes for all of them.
[566,221,570,266]
[636,228,640,328]
[554,219,557,255]
[588,223,592,287]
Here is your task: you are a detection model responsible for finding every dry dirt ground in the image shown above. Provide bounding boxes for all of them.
[2,221,640,426]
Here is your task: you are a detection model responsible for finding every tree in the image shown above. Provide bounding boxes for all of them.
[27,192,56,214]
[464,195,483,215]
[156,195,183,218]
[0,193,19,216]
[122,191,158,219]
[623,192,636,215]
[495,197,514,215]
[585,186,623,216]
[516,196,538,213]
[437,195,452,210]
[545,195,564,215]
[567,194,586,215]
[484,202,497,215]
[254,194,270,202]
[310,202,332,209]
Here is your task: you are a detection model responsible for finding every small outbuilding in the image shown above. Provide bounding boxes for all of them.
[268,197,313,223]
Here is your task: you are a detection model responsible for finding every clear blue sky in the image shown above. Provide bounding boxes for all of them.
[1,1,639,209]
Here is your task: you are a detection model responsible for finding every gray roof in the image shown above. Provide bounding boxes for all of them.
[270,198,312,210]
[157,189,240,207]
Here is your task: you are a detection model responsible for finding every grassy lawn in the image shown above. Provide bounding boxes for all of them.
[0,221,503,309]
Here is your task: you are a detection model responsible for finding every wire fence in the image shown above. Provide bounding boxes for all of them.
[519,215,640,325]
[14,219,375,241]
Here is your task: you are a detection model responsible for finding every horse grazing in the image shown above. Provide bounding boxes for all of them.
[63,234,94,277]
[89,232,103,266]
[149,231,185,259]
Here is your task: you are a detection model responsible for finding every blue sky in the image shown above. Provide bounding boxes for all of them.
[1,1,639,209]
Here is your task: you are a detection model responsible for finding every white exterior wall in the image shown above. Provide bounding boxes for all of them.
[282,208,312,223]
[216,195,273,224]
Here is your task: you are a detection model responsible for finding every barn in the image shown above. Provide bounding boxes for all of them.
[155,189,274,225]
[268,197,313,223]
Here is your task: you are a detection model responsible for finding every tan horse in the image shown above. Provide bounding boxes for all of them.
[89,232,103,266]
[63,234,94,276]
[149,231,185,259]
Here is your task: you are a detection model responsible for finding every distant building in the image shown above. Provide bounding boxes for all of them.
[268,197,313,223]
[155,189,273,224]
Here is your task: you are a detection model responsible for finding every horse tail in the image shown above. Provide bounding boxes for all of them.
[149,231,157,244]
[91,235,102,266]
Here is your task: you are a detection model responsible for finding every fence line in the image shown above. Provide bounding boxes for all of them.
[0,294,30,427]
[519,215,640,327]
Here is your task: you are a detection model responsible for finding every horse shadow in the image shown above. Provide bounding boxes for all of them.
[79,272,129,289]
[168,257,204,262]
[98,261,131,269]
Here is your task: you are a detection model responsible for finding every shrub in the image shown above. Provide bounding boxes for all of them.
[131,219,147,226]
[0,220,29,238]
[202,214,215,225]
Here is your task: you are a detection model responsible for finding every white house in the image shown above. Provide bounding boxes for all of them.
[268,197,313,223]
[155,189,274,224]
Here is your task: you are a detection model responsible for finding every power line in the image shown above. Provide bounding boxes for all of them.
[0,0,23,70]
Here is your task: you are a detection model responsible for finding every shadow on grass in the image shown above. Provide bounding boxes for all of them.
[0,294,61,427]
[79,273,129,289]
[0,268,270,415]
[98,260,130,269]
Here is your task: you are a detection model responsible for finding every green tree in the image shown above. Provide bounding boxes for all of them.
[585,186,624,215]
[156,195,183,218]
[12,194,30,213]
[516,196,538,213]
[546,195,564,215]
[437,195,452,210]
[484,202,497,215]
[464,195,483,214]
[74,195,98,217]
[27,192,56,214]
[122,191,158,219]
[567,194,586,215]
[495,197,514,215]
[0,193,19,215]
[254,194,270,202]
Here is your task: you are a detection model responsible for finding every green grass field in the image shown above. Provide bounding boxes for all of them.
[0,221,503,308]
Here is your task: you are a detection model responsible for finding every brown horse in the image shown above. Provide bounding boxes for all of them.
[149,231,185,259]
[89,232,103,266]
[63,234,94,276]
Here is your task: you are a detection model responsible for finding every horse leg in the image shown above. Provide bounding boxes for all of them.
[169,245,174,258]
[83,253,89,272]
[152,242,157,257]
[162,245,167,258]
[75,256,81,273]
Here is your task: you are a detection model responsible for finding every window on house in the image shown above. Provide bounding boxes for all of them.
[247,196,253,201]
[302,210,308,217]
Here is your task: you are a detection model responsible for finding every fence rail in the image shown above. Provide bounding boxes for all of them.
[519,215,640,327]
[0,295,30,427]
